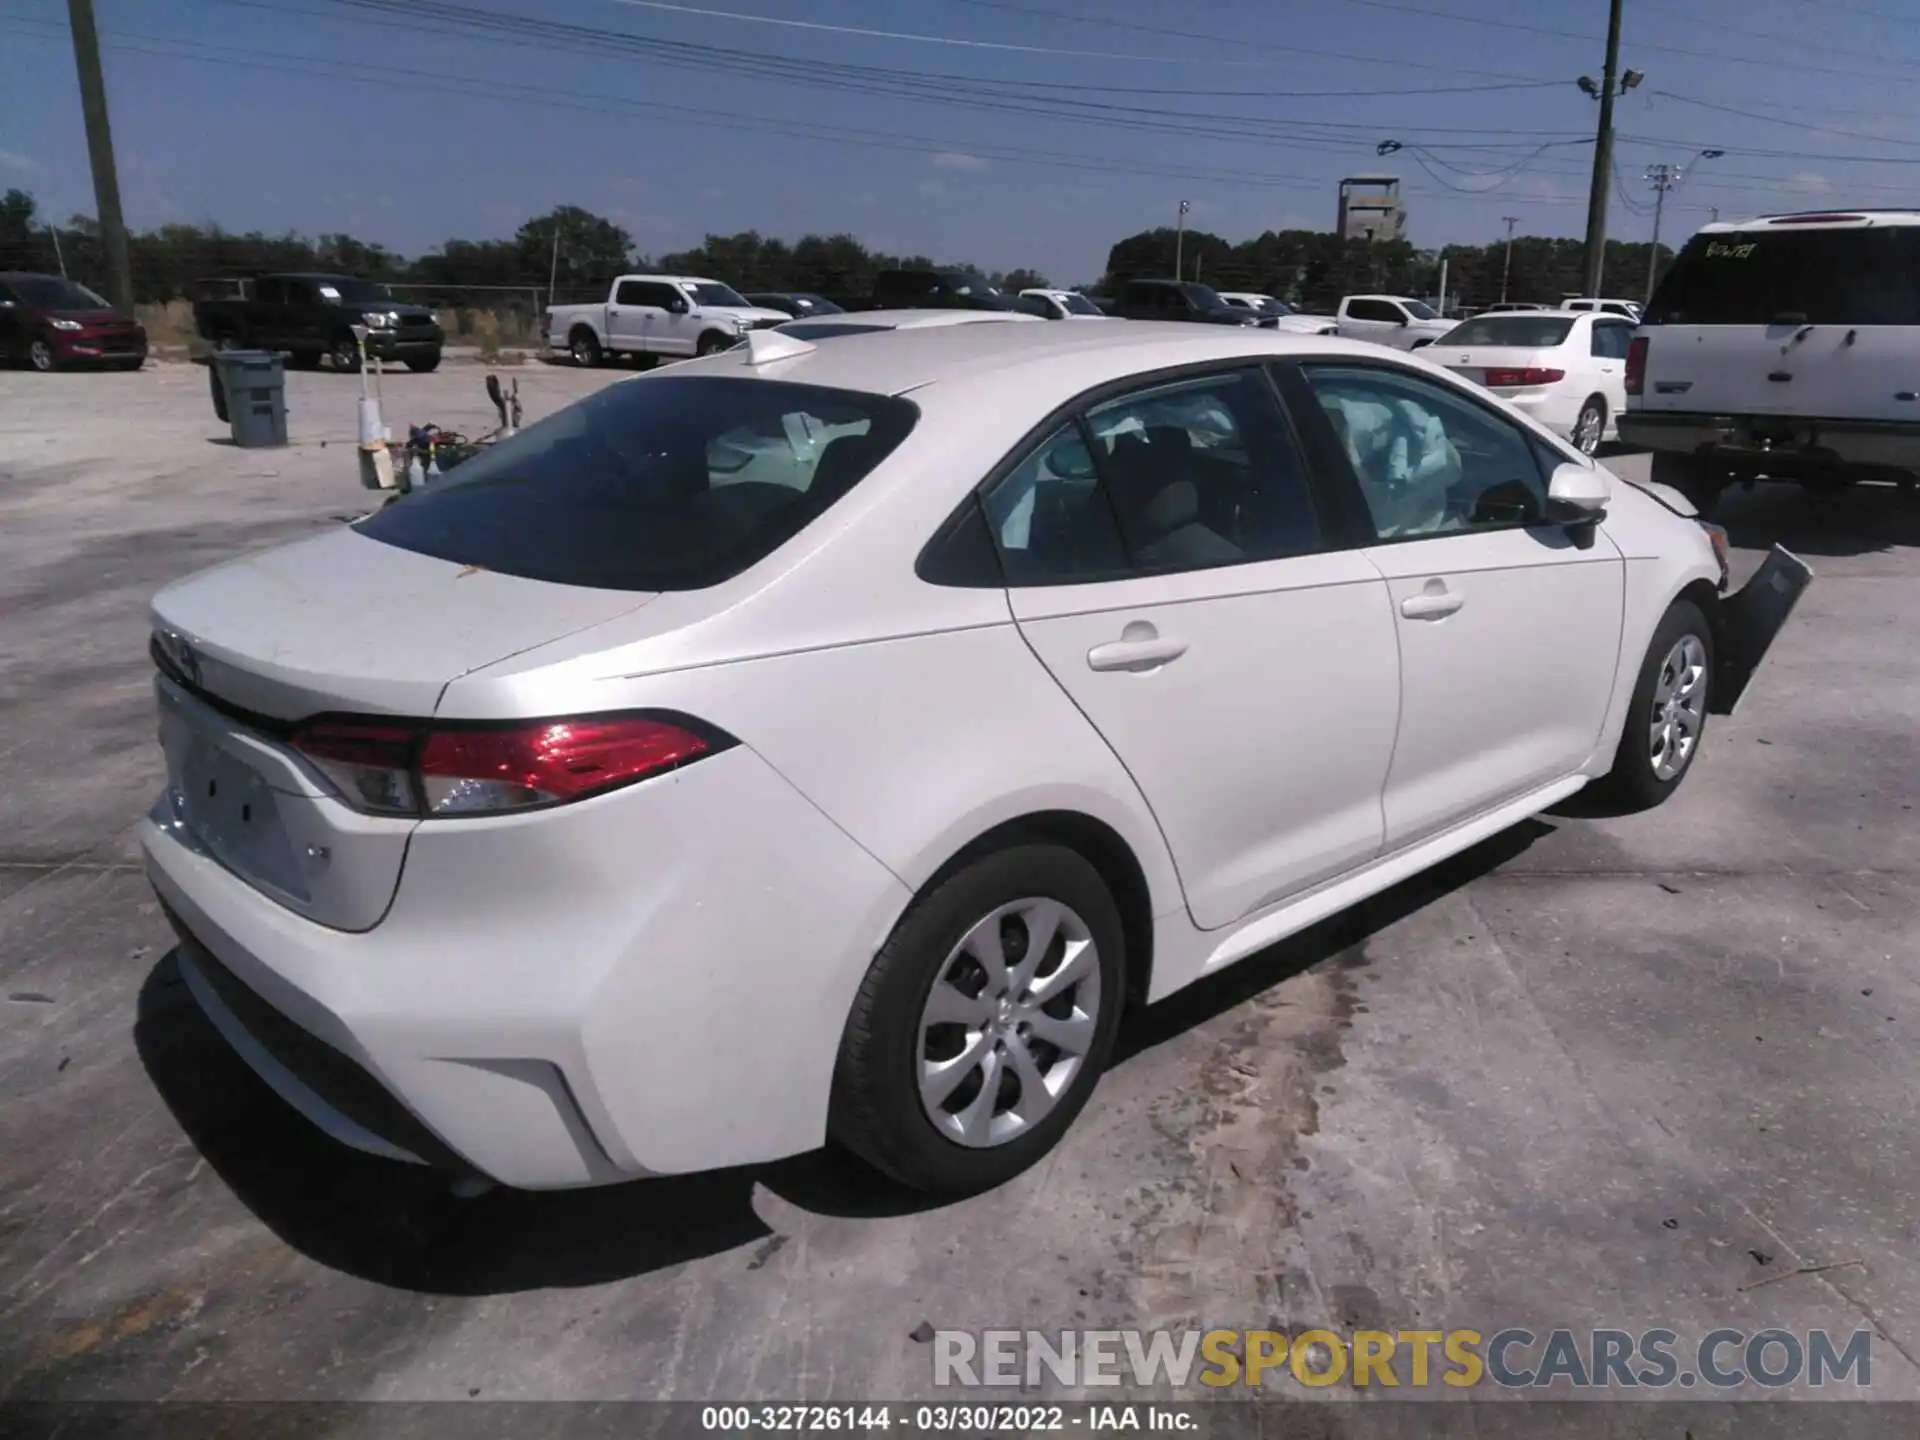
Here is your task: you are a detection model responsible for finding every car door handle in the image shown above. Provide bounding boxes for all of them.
[1400,586,1464,620]
[1087,629,1188,672]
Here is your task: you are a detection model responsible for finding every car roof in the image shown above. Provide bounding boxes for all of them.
[682,320,1405,400]
[1702,210,1920,232]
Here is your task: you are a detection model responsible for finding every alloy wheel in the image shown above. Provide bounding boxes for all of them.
[917,897,1101,1148]
[29,339,54,372]
[1574,402,1604,456]
[1649,633,1708,780]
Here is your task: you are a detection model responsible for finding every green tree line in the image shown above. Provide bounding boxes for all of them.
[1,188,1671,314]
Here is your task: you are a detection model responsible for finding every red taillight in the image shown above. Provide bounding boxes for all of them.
[419,716,713,814]
[1625,336,1649,396]
[1482,367,1565,388]
[291,713,724,817]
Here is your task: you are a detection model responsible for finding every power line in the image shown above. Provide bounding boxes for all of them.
[1637,0,1920,62]
[1647,91,1920,150]
[947,0,1547,81]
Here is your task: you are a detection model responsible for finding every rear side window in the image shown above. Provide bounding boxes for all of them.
[1648,226,1920,325]
[1441,316,1576,348]
[356,377,918,591]
[1591,322,1633,359]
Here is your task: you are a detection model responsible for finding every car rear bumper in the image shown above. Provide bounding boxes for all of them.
[141,744,911,1189]
[1619,409,1920,474]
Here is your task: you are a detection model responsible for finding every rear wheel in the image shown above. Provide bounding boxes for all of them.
[830,844,1125,1195]
[569,328,602,367]
[696,330,736,357]
[1591,598,1714,812]
[1572,397,1607,456]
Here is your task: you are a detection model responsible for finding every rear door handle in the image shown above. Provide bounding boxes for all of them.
[1087,628,1188,672]
[1401,585,1464,620]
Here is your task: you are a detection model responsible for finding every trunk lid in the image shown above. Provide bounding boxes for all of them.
[1436,344,1565,394]
[149,526,655,930]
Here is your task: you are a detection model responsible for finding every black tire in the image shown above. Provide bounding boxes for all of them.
[330,334,363,372]
[1651,450,1725,517]
[1572,397,1607,456]
[1591,598,1715,813]
[696,330,736,357]
[830,843,1126,1195]
[569,328,602,367]
[405,352,442,373]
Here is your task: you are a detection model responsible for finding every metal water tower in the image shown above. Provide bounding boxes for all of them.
[1337,176,1406,242]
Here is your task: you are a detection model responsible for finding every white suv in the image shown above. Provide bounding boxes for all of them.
[1621,210,1920,512]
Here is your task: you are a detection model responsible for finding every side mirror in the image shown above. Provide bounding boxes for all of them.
[1546,460,1611,523]
[668,296,690,314]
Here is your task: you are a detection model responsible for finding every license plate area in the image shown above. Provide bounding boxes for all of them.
[169,731,310,902]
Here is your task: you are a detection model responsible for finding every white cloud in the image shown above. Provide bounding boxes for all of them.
[930,151,990,173]
[0,148,35,173]
[1787,170,1832,195]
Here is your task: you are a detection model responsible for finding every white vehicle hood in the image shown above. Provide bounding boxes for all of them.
[699,305,791,326]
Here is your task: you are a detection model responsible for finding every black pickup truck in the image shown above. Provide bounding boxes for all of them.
[191,273,444,372]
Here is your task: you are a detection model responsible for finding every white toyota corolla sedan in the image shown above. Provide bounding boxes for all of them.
[143,323,1808,1195]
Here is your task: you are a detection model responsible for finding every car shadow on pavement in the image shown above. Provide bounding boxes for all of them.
[134,819,1554,1296]
[1114,818,1553,1063]
[1715,479,1920,557]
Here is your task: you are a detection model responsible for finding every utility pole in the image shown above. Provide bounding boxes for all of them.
[547,222,561,311]
[1174,199,1189,281]
[1499,215,1520,303]
[1644,150,1721,303]
[1578,0,1631,300]
[66,0,133,311]
[1644,163,1677,306]
[1436,253,1448,316]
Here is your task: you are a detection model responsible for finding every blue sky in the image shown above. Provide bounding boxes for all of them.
[3,0,1919,283]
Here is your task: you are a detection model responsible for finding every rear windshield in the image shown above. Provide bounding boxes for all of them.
[778,321,891,339]
[1439,316,1575,348]
[1647,226,1920,325]
[356,377,918,591]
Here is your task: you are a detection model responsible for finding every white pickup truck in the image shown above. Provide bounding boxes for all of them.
[546,274,790,366]
[1334,294,1457,350]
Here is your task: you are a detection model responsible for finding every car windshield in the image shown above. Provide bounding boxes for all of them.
[11,277,111,309]
[1439,316,1576,348]
[1403,300,1440,320]
[1062,293,1102,316]
[1648,227,1920,325]
[795,295,844,314]
[316,277,395,303]
[1179,282,1227,309]
[355,377,918,591]
[1255,298,1294,316]
[689,282,752,308]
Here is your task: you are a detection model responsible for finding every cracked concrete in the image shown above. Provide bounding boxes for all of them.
[1,363,1916,1419]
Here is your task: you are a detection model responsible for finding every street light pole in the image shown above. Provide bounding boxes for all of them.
[66,0,133,310]
[1499,215,1520,303]
[1174,199,1190,281]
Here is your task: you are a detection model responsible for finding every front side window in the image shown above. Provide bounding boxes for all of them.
[1083,370,1322,571]
[356,377,917,591]
[1303,365,1547,540]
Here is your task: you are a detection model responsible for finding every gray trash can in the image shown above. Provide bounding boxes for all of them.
[213,350,288,448]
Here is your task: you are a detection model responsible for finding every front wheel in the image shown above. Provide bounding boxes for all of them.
[830,844,1125,1195]
[28,338,57,372]
[1591,598,1714,812]
[405,352,441,373]
[696,330,736,357]
[330,334,363,372]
